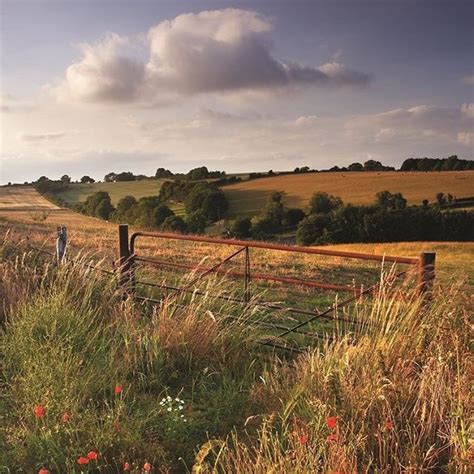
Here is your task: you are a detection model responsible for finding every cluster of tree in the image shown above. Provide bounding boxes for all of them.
[83,191,114,220]
[326,160,395,172]
[81,187,228,234]
[296,191,473,245]
[103,172,146,182]
[113,195,187,232]
[159,180,228,222]
[34,176,70,195]
[400,155,474,171]
[230,192,305,239]
[185,166,225,180]
[78,178,229,233]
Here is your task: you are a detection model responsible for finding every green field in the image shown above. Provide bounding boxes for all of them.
[56,179,166,204]
[224,170,474,217]
[55,179,186,216]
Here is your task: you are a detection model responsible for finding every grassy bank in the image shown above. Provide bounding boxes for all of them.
[0,237,471,472]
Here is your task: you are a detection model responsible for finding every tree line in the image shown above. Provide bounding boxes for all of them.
[230,190,474,244]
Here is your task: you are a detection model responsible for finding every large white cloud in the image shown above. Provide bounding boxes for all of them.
[54,9,373,104]
[58,33,145,103]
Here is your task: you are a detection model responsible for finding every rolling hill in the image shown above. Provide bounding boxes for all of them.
[223,170,474,217]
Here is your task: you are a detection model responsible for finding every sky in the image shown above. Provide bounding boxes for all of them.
[0,0,473,184]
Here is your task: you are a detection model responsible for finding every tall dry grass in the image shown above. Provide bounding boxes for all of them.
[202,283,472,473]
[0,237,471,472]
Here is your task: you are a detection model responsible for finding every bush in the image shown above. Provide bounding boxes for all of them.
[283,208,306,226]
[162,215,187,233]
[186,211,208,234]
[231,217,252,238]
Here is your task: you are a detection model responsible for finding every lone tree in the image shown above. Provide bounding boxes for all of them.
[80,176,95,183]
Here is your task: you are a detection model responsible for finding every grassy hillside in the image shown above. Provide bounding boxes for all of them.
[224,170,474,217]
[0,218,471,471]
[55,179,167,205]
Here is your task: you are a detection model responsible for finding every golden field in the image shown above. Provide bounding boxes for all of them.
[224,170,474,216]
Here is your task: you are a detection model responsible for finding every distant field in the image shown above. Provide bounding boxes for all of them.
[55,179,166,205]
[0,185,60,211]
[224,171,474,217]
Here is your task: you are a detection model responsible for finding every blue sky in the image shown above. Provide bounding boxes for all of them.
[1,0,473,183]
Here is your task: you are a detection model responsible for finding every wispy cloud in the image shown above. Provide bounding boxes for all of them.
[19,132,66,142]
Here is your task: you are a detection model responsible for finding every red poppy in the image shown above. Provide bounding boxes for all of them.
[326,416,337,430]
[115,384,123,395]
[62,412,71,423]
[326,433,338,443]
[38,468,49,474]
[123,462,130,471]
[143,462,152,471]
[77,456,89,465]
[299,434,308,445]
[87,451,98,460]
[34,405,45,419]
[383,420,394,431]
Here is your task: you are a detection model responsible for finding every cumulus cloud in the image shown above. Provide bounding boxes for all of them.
[54,8,373,104]
[57,33,145,103]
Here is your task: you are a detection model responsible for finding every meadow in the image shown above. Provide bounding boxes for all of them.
[224,170,474,217]
[55,180,167,205]
[0,185,473,472]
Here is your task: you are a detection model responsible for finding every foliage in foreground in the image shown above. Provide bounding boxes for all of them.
[0,240,472,472]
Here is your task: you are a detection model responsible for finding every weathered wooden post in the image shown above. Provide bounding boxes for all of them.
[118,224,133,295]
[418,252,436,300]
[56,226,67,264]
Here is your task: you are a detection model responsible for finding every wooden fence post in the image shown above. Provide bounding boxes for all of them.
[56,226,67,264]
[118,224,133,295]
[418,252,436,300]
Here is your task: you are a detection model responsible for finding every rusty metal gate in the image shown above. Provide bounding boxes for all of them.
[117,225,435,353]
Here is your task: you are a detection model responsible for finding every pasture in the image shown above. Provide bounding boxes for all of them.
[224,170,474,216]
[55,179,167,205]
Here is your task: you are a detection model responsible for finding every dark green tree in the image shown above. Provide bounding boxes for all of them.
[309,192,342,214]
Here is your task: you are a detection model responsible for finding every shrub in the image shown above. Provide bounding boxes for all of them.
[162,215,187,233]
[186,211,208,234]
[283,208,306,226]
[231,217,252,238]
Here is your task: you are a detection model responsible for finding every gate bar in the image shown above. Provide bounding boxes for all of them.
[129,231,419,265]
